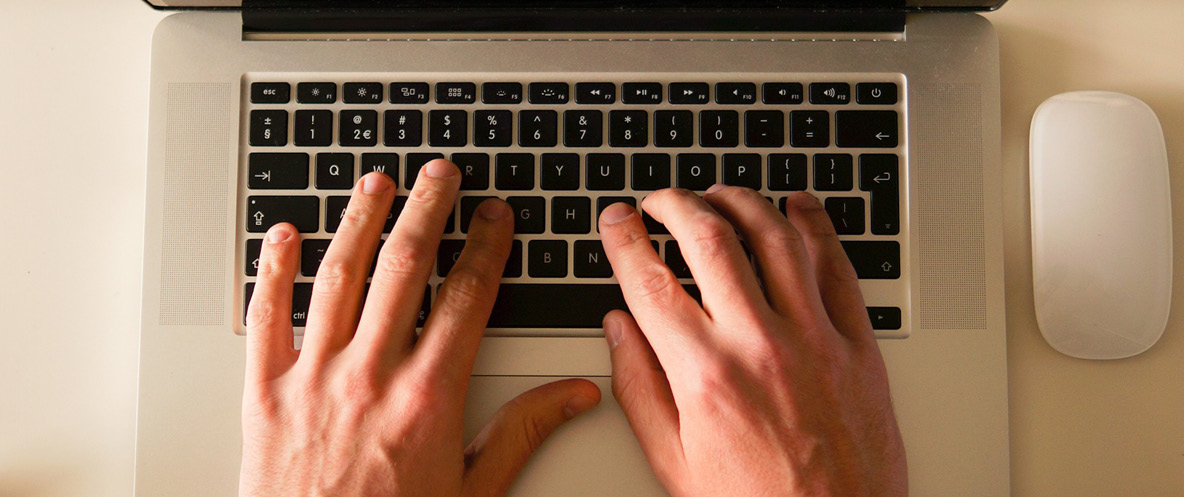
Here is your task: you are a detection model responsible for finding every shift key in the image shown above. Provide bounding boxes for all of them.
[246,196,319,233]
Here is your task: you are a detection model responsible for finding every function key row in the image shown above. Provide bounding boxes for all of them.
[250,108,898,149]
[250,82,898,106]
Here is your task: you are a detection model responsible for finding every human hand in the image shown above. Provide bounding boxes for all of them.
[240,162,601,497]
[598,186,907,497]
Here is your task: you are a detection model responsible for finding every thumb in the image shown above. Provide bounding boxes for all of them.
[462,378,601,497]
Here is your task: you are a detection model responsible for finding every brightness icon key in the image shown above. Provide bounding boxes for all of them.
[343,82,384,104]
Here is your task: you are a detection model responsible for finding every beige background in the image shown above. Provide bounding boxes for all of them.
[0,1,1180,495]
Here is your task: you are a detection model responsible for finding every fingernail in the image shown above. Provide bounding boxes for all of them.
[267,224,292,243]
[564,394,598,418]
[600,202,635,225]
[791,192,820,207]
[705,183,726,194]
[477,198,511,221]
[604,319,623,350]
[362,173,390,194]
[424,159,457,178]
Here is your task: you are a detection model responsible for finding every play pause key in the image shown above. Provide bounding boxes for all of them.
[867,307,902,330]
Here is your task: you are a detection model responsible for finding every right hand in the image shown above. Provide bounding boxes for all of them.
[598,186,907,497]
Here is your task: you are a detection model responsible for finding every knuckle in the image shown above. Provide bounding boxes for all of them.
[508,398,548,452]
[822,258,861,285]
[339,201,380,230]
[757,226,805,253]
[605,221,651,251]
[312,260,362,295]
[684,359,734,400]
[689,213,737,247]
[628,266,681,302]
[246,300,282,329]
[335,367,383,407]
[256,256,289,279]
[375,240,431,279]
[407,180,451,208]
[440,265,493,305]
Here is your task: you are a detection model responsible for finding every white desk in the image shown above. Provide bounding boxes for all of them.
[1,1,1180,495]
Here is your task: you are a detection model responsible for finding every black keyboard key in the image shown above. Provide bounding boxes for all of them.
[482,82,523,104]
[654,110,693,147]
[389,196,410,233]
[405,153,445,188]
[428,110,468,147]
[519,110,558,147]
[436,82,476,104]
[716,82,757,104]
[664,241,693,279]
[296,82,336,104]
[300,239,331,276]
[474,110,512,147]
[814,154,854,191]
[504,240,524,278]
[249,110,287,147]
[507,196,546,234]
[609,110,648,147]
[859,154,900,235]
[495,153,535,190]
[825,197,865,235]
[437,239,466,277]
[744,110,785,147]
[360,153,398,182]
[856,83,898,105]
[573,241,613,278]
[790,111,829,147]
[293,110,333,146]
[528,82,569,104]
[809,82,851,105]
[452,153,490,190]
[541,153,580,190]
[841,241,900,279]
[315,153,354,190]
[768,154,808,191]
[676,154,717,191]
[586,153,626,190]
[642,210,669,235]
[700,110,739,147]
[632,153,671,191]
[325,196,349,233]
[244,283,313,327]
[484,284,700,328]
[390,83,430,104]
[246,196,318,233]
[622,83,663,104]
[669,83,710,104]
[248,153,308,190]
[343,82,383,104]
[763,82,804,104]
[596,196,636,225]
[836,110,898,148]
[564,110,603,147]
[528,240,568,278]
[245,239,262,276]
[339,110,378,146]
[459,196,494,233]
[383,110,423,147]
[575,82,616,104]
[722,154,761,189]
[867,306,902,330]
[250,82,290,104]
[551,196,591,234]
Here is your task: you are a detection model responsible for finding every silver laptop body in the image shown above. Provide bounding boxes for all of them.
[136,2,1009,495]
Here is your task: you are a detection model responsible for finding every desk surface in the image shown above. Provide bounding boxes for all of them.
[1,1,1181,495]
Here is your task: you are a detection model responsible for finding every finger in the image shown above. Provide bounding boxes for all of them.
[411,198,513,383]
[598,201,707,361]
[782,192,874,340]
[462,379,601,497]
[640,188,768,323]
[353,159,461,360]
[244,223,300,385]
[702,185,829,322]
[301,172,395,362]
[603,311,685,486]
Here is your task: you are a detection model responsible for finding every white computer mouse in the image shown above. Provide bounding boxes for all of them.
[1030,91,1173,360]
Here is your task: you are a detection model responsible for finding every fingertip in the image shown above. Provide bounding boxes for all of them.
[599,201,636,226]
[424,158,459,178]
[785,190,822,209]
[564,387,602,418]
[266,222,295,244]
[476,197,512,221]
[360,171,393,194]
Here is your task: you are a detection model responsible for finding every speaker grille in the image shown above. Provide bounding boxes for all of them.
[159,83,231,326]
[914,84,987,330]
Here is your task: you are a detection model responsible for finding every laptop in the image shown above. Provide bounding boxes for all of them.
[135,1,1010,495]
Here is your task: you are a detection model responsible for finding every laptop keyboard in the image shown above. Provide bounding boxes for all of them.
[240,76,906,336]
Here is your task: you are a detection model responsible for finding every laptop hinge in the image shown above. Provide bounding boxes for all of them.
[241,3,906,35]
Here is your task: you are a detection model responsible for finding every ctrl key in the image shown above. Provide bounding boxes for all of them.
[246,196,319,233]
[244,282,313,327]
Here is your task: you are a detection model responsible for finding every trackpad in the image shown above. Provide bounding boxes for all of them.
[464,376,669,497]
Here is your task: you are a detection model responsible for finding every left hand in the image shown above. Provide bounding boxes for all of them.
[239,162,602,497]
